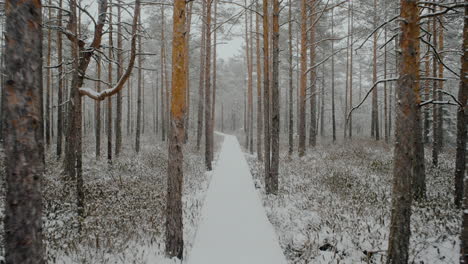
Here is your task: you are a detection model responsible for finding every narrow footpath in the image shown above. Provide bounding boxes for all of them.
[188,134,287,264]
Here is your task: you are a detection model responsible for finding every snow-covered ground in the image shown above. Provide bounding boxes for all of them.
[0,135,222,263]
[246,138,460,264]
[188,134,287,264]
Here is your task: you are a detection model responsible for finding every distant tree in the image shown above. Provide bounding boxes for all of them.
[3,0,45,261]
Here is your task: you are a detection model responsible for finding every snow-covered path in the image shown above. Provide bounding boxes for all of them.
[188,134,287,264]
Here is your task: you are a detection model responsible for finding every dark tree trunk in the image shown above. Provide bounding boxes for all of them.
[309,0,317,147]
[288,0,293,155]
[3,0,45,261]
[455,3,468,210]
[269,0,280,195]
[256,0,263,161]
[298,0,307,156]
[136,15,142,153]
[205,0,213,170]
[262,0,271,181]
[56,0,64,158]
[115,0,123,156]
[197,0,207,151]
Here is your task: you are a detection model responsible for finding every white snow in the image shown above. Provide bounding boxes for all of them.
[188,134,287,264]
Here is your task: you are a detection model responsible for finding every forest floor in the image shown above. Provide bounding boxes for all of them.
[246,136,460,264]
[0,134,222,263]
[0,134,460,264]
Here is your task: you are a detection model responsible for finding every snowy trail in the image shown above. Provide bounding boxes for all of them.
[188,134,287,264]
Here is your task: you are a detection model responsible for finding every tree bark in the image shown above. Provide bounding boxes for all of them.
[115,0,123,156]
[205,0,213,170]
[331,10,336,142]
[386,0,419,262]
[262,0,271,181]
[298,0,307,156]
[56,0,64,158]
[309,0,317,147]
[269,0,280,195]
[288,0,293,155]
[3,0,45,261]
[95,55,102,157]
[136,15,142,153]
[432,5,439,166]
[256,0,263,161]
[455,2,468,210]
[197,0,207,151]
[166,0,187,259]
[46,0,52,146]
[371,0,379,141]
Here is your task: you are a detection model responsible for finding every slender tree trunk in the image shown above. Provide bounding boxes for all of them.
[348,0,354,139]
[432,5,439,166]
[437,18,444,150]
[3,0,45,261]
[166,1,187,259]
[161,6,167,141]
[115,0,123,156]
[455,3,468,210]
[331,10,336,142]
[197,0,207,150]
[107,3,113,163]
[205,0,213,170]
[386,1,419,262]
[256,0,263,161]
[45,0,52,146]
[269,0,280,195]
[372,0,379,141]
[56,0,64,158]
[249,5,254,154]
[459,5,468,263]
[309,0,317,147]
[288,0,293,155]
[184,1,193,143]
[212,0,218,140]
[320,64,325,137]
[262,0,271,181]
[298,0,307,156]
[95,55,101,157]
[136,16,142,153]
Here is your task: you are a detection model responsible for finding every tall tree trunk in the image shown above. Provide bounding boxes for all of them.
[288,0,293,155]
[3,0,45,261]
[256,0,263,161]
[249,5,254,154]
[56,0,64,158]
[298,0,307,156]
[309,0,317,147]
[197,0,207,150]
[372,0,379,141]
[386,0,419,262]
[205,0,213,170]
[95,55,101,157]
[184,1,193,143]
[437,18,444,150]
[459,5,468,263]
[115,0,123,156]
[262,0,271,182]
[348,0,354,139]
[331,10,336,142]
[431,5,439,166]
[455,2,468,210]
[107,3,113,164]
[212,0,218,141]
[136,15,142,153]
[45,0,52,146]
[320,64,325,137]
[269,0,280,195]
[161,6,167,141]
[166,0,187,259]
